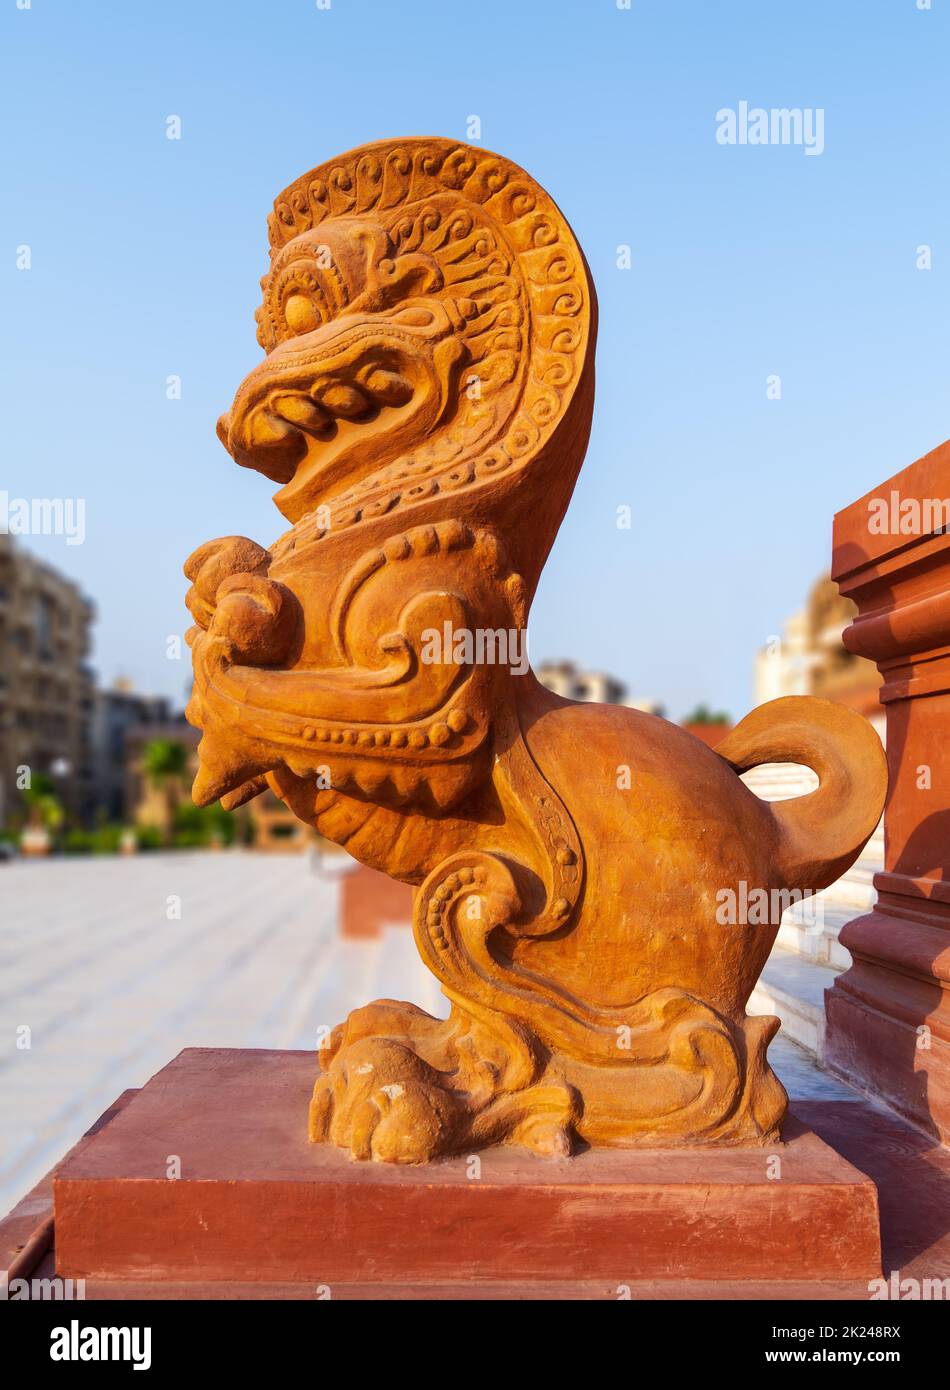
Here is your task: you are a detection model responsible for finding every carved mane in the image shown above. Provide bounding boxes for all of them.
[245,138,595,602]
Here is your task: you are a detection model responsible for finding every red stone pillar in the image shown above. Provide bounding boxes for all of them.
[825,438,950,1143]
[340,863,414,939]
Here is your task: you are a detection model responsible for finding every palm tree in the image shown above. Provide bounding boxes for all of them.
[141,738,189,847]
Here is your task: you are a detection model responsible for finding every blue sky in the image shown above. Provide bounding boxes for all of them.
[3,0,948,719]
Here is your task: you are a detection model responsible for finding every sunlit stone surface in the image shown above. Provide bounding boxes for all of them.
[0,851,441,1212]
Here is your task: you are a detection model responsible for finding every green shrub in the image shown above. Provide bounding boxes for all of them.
[63,824,131,855]
[63,829,95,854]
[91,824,125,855]
[170,802,237,849]
[135,826,164,851]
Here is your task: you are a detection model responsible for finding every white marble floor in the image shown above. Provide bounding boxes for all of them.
[0,851,444,1214]
[0,851,853,1216]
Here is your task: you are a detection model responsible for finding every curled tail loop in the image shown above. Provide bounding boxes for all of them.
[716,695,887,893]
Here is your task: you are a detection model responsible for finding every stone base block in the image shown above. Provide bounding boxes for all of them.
[826,983,950,1145]
[54,1048,881,1287]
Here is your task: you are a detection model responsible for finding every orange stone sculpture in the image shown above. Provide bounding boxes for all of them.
[184,138,886,1162]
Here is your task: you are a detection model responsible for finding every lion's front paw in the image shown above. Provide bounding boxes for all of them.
[309,1036,464,1163]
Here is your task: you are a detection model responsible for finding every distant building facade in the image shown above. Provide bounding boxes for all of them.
[0,534,97,827]
[536,659,661,713]
[755,575,881,719]
[93,678,174,821]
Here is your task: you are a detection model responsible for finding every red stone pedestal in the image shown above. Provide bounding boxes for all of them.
[339,862,414,939]
[52,1048,881,1289]
[826,437,950,1143]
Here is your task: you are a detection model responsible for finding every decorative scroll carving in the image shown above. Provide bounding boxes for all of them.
[185,138,887,1161]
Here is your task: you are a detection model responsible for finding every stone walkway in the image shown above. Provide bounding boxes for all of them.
[0,850,852,1216]
[0,851,443,1214]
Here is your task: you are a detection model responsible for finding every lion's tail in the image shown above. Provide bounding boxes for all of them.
[716,695,887,894]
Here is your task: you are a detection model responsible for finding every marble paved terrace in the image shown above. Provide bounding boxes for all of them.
[0,850,851,1216]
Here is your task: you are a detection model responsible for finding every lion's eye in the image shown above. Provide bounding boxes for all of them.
[284,294,322,335]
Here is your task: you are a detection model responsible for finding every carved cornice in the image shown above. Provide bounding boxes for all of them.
[833,438,950,700]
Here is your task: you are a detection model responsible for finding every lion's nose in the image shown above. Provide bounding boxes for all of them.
[216,412,231,449]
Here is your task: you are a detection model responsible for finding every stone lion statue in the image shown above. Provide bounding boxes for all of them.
[184,139,885,1162]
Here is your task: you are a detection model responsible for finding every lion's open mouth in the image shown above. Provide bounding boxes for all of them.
[218,356,414,490]
[217,305,467,522]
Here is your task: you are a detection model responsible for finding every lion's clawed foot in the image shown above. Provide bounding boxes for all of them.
[309,1036,467,1164]
[309,998,585,1163]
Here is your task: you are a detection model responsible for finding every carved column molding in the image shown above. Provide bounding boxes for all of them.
[826,437,950,1142]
